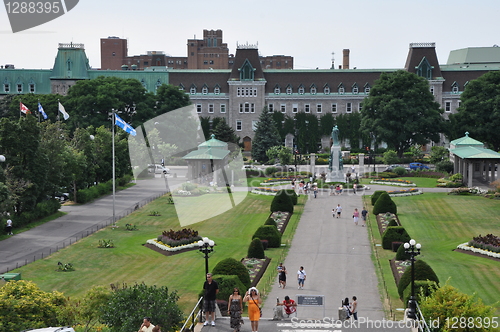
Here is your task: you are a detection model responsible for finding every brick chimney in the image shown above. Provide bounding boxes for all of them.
[342,49,350,69]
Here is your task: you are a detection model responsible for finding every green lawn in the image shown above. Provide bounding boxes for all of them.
[12,193,305,313]
[367,192,500,318]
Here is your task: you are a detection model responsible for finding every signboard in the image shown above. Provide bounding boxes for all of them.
[297,295,324,306]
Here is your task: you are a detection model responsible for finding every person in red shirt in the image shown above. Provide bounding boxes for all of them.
[279,296,297,316]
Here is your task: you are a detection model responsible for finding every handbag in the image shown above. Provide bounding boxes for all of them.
[252,297,262,317]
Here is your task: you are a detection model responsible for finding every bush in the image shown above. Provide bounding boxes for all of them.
[252,225,282,248]
[265,167,278,176]
[382,226,410,250]
[435,160,454,174]
[247,238,265,259]
[398,259,440,298]
[277,189,298,205]
[212,274,247,302]
[270,190,294,213]
[393,166,407,176]
[396,242,412,260]
[371,190,386,206]
[264,217,277,228]
[373,192,397,215]
[388,218,399,227]
[383,150,399,165]
[212,257,251,289]
[402,280,439,308]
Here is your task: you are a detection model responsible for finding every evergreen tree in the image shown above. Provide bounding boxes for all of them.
[213,118,240,147]
[252,108,281,162]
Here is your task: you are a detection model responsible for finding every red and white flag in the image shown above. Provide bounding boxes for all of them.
[20,102,31,114]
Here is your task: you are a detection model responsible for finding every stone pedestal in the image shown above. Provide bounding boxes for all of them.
[358,153,365,177]
[326,146,344,183]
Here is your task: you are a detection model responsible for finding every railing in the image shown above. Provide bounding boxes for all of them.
[180,296,204,332]
[1,190,168,274]
[415,302,431,332]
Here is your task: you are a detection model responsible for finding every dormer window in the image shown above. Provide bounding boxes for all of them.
[239,59,255,81]
[214,85,220,95]
[451,81,459,94]
[338,83,345,94]
[310,84,317,95]
[352,83,359,94]
[416,56,433,80]
[324,84,330,94]
[190,85,197,94]
[202,84,209,95]
[286,85,293,95]
[274,84,281,94]
[298,85,305,95]
[179,83,185,91]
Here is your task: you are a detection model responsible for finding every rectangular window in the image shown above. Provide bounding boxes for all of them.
[196,104,202,113]
[346,102,352,113]
[251,103,255,113]
[292,103,298,113]
[220,104,226,113]
[316,104,322,113]
[281,104,286,113]
[236,120,242,131]
[430,86,434,95]
[331,103,337,113]
[445,101,451,112]
[268,103,274,112]
[239,104,243,113]
[4,84,10,93]
[305,104,310,113]
[244,103,250,113]
[17,84,22,93]
[359,103,363,111]
[252,120,258,131]
[208,104,214,113]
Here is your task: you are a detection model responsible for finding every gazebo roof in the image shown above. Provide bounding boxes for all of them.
[450,132,484,147]
[198,134,228,149]
[182,147,230,160]
[450,146,500,159]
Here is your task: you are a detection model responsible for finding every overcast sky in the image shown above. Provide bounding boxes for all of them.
[1,0,499,70]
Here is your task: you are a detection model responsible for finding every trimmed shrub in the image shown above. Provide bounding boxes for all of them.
[264,217,277,228]
[392,241,403,252]
[393,167,407,176]
[204,274,246,302]
[277,189,298,205]
[398,259,440,298]
[402,280,439,308]
[373,192,397,215]
[371,190,386,206]
[252,225,282,248]
[270,190,294,213]
[388,218,399,227]
[435,160,454,174]
[382,226,411,250]
[260,239,269,250]
[396,242,412,261]
[265,167,278,176]
[247,238,265,259]
[212,257,251,289]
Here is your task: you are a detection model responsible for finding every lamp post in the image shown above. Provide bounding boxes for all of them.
[198,237,215,277]
[404,239,421,320]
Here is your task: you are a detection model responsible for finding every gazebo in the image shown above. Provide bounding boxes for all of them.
[182,134,230,185]
[449,132,500,187]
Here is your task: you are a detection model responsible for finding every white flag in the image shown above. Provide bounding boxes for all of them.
[58,102,70,120]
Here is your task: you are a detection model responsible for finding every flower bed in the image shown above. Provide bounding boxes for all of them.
[448,187,489,195]
[390,259,411,285]
[456,243,500,259]
[387,188,422,197]
[376,212,401,236]
[370,178,416,186]
[251,187,279,195]
[270,211,291,234]
[262,177,293,184]
[241,257,271,287]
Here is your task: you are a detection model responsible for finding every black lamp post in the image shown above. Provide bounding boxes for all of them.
[404,239,421,320]
[198,237,215,277]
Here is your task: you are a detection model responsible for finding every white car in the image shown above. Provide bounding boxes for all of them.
[242,165,262,170]
[148,164,170,174]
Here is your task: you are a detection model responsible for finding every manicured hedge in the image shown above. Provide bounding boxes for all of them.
[373,192,397,215]
[252,225,282,248]
[382,226,410,250]
[212,257,251,289]
[270,190,294,213]
[247,238,265,259]
[371,190,386,206]
[398,259,440,298]
[402,280,439,308]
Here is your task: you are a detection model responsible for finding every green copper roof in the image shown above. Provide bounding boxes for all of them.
[198,134,228,149]
[50,43,90,79]
[450,132,484,147]
[450,146,500,159]
[182,147,229,160]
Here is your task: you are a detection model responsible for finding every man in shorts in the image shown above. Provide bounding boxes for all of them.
[203,273,219,326]
[361,207,368,227]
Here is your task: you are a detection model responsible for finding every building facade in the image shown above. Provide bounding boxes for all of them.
[2,32,500,152]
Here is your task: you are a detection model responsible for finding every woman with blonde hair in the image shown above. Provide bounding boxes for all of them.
[243,287,262,332]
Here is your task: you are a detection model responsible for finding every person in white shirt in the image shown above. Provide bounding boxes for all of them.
[6,219,13,235]
[297,266,307,289]
[138,317,155,332]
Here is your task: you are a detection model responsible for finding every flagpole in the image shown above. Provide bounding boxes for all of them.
[112,108,116,227]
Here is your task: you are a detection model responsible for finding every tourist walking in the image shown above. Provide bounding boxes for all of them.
[361,207,368,227]
[352,183,357,194]
[279,265,287,289]
[297,266,307,289]
[351,296,358,320]
[243,287,262,332]
[228,288,243,332]
[6,218,13,235]
[335,204,342,218]
[277,262,283,287]
[203,273,219,326]
[313,184,318,198]
[353,208,360,225]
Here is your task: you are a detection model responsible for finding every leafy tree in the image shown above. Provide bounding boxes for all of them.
[450,70,500,151]
[360,70,444,157]
[435,160,454,174]
[272,111,294,143]
[101,283,183,332]
[76,285,111,332]
[319,113,336,136]
[409,144,424,161]
[0,280,68,332]
[383,150,399,165]
[155,84,191,117]
[420,282,496,332]
[294,112,320,154]
[266,146,293,165]
[252,108,281,163]
[429,146,449,164]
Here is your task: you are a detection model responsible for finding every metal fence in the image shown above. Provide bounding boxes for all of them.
[2,191,168,274]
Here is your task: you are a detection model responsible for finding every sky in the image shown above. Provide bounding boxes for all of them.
[1,0,499,71]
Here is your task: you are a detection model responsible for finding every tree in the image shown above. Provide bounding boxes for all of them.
[266,146,293,165]
[76,285,111,332]
[252,108,281,162]
[450,70,500,151]
[420,282,496,332]
[212,118,240,148]
[0,280,68,332]
[101,283,183,332]
[429,146,449,164]
[383,150,399,165]
[360,70,444,157]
